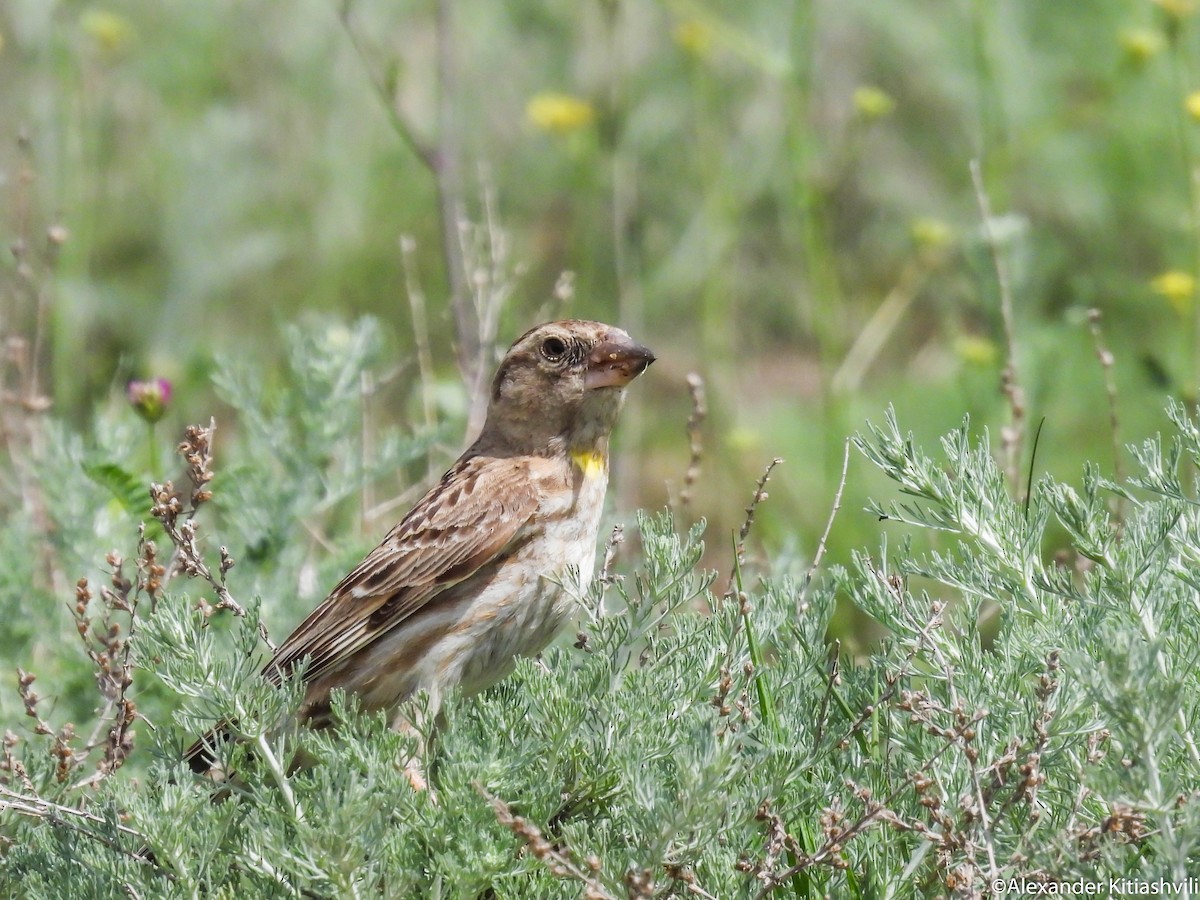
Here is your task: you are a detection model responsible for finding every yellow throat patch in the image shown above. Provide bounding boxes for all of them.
[570,449,607,479]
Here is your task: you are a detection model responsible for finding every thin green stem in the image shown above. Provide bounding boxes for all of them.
[147,423,160,480]
[732,535,812,898]
[732,549,777,735]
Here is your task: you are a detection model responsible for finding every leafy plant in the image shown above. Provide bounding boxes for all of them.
[4,362,1200,895]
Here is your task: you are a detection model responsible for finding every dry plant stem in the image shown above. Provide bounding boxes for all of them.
[989,655,1058,830]
[1085,309,1125,489]
[181,527,272,650]
[354,357,432,515]
[714,458,816,890]
[477,783,619,900]
[831,261,925,394]
[337,0,472,427]
[3,744,37,794]
[829,594,941,752]
[598,524,624,590]
[776,598,1011,884]
[159,518,241,615]
[71,558,143,786]
[534,269,575,323]
[21,541,161,794]
[799,438,850,615]
[455,180,517,436]
[359,369,375,532]
[723,458,783,603]
[434,0,471,392]
[813,643,840,745]
[757,712,971,895]
[2,137,60,594]
[923,633,999,880]
[8,134,56,411]
[969,159,1025,489]
[336,2,436,170]
[0,784,163,873]
[364,480,426,524]
[678,373,707,511]
[722,513,784,755]
[152,421,274,650]
[16,669,52,737]
[299,518,339,557]
[400,235,438,475]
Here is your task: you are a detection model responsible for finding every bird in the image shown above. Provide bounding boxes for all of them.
[186,319,654,780]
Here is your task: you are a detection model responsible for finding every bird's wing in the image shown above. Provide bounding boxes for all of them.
[264,454,540,685]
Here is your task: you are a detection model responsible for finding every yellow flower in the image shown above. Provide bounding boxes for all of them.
[1186,91,1200,121]
[954,335,999,367]
[673,19,715,57]
[727,427,761,453]
[526,93,596,134]
[1154,0,1195,19]
[81,9,135,55]
[1120,28,1166,65]
[910,217,953,251]
[1151,270,1196,316]
[853,85,896,120]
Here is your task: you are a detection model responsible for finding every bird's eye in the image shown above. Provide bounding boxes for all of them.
[540,336,568,361]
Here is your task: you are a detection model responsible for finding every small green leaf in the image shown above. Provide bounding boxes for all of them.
[82,460,148,517]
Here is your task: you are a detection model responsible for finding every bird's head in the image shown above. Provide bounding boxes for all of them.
[480,320,655,456]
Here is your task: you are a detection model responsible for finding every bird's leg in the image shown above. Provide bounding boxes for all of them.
[390,690,441,794]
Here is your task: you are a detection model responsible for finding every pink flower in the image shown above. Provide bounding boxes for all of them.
[126,378,172,423]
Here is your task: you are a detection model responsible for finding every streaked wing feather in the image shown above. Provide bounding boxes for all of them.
[265,455,538,684]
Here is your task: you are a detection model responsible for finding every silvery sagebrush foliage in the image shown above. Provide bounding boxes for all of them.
[3,330,1200,896]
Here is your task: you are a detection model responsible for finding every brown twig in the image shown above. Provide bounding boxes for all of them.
[69,551,145,785]
[337,0,477,431]
[16,669,52,737]
[754,718,974,896]
[1,134,61,595]
[151,421,274,650]
[574,524,626,648]
[1085,309,1125,490]
[722,458,783,603]
[710,459,784,740]
[535,270,576,323]
[456,178,519,437]
[12,531,161,794]
[476,783,618,900]
[337,3,435,169]
[798,437,850,616]
[969,159,1026,490]
[0,784,166,875]
[827,596,942,753]
[922,620,998,879]
[678,373,707,511]
[598,524,624,591]
[434,0,471,401]
[400,234,438,479]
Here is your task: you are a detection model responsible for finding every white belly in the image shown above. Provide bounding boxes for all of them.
[347,464,609,712]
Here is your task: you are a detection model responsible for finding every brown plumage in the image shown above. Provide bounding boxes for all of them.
[187,320,653,776]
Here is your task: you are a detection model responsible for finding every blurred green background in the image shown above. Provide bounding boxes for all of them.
[3,0,1199,638]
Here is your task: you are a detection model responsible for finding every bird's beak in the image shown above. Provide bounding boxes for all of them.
[585,335,656,390]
